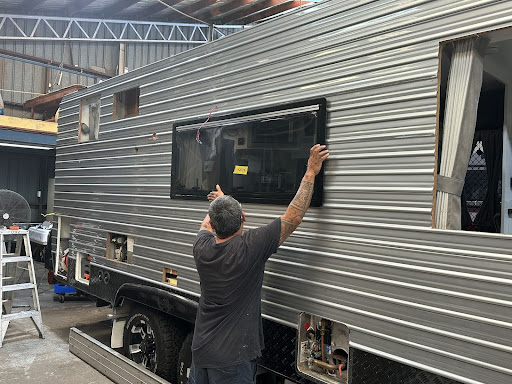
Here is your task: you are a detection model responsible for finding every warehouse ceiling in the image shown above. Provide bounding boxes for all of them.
[0,0,321,25]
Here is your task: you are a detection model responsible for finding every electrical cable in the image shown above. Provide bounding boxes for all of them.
[196,105,218,144]
[155,0,210,25]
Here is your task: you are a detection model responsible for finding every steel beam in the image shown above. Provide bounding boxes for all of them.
[0,14,242,44]
[0,49,105,79]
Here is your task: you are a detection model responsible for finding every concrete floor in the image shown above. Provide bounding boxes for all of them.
[0,260,113,384]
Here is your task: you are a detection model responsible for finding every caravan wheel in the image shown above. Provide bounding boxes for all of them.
[123,307,187,382]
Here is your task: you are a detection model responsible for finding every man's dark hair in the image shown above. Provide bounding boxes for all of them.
[208,195,243,239]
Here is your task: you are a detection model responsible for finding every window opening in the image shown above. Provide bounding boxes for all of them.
[75,252,90,285]
[106,233,133,264]
[113,87,140,120]
[55,215,71,279]
[171,99,327,206]
[436,29,509,233]
[162,267,178,286]
[78,95,100,142]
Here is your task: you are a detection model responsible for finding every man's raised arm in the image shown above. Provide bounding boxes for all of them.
[279,144,329,246]
[198,185,225,233]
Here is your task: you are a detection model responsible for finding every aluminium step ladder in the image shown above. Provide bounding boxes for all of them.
[1,228,44,347]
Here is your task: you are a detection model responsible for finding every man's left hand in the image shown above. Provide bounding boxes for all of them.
[207,184,224,202]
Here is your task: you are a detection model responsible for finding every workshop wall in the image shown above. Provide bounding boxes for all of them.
[0,17,204,117]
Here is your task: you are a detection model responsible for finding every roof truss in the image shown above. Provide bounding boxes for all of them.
[0,14,243,44]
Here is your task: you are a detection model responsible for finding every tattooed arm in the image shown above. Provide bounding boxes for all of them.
[198,185,225,233]
[199,214,214,233]
[279,144,329,246]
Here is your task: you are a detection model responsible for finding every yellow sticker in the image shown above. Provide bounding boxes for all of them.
[233,165,248,175]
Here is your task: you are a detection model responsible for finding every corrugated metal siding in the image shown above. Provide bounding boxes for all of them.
[54,1,512,383]
[124,42,197,72]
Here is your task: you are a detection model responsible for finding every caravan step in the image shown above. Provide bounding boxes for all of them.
[2,283,36,292]
[2,310,40,321]
[1,256,31,264]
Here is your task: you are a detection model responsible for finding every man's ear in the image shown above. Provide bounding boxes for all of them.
[241,211,246,223]
[209,220,215,230]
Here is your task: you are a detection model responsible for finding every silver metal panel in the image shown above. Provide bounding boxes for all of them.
[69,327,171,384]
[54,1,512,383]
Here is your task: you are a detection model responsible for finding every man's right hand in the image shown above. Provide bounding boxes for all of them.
[307,144,329,176]
[207,184,224,202]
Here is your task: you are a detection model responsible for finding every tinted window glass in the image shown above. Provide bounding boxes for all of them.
[171,99,326,206]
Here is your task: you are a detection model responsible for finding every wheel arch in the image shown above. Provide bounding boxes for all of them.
[114,283,198,324]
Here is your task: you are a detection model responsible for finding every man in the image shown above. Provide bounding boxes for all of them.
[189,144,329,384]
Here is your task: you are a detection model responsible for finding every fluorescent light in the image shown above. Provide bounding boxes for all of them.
[0,142,53,150]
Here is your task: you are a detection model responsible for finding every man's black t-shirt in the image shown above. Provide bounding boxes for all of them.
[191,217,281,368]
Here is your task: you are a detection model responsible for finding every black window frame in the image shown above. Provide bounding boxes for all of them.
[171,98,327,206]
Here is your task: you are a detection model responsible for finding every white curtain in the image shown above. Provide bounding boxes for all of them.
[435,37,486,229]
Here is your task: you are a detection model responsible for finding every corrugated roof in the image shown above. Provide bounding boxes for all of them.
[0,0,323,25]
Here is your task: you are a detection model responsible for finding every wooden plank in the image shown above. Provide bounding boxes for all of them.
[0,116,57,134]
[23,85,86,110]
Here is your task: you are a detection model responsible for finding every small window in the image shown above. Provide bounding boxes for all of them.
[171,99,327,206]
[113,88,140,120]
[106,233,133,264]
[78,95,100,142]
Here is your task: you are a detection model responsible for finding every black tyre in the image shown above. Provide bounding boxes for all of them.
[177,332,193,384]
[123,307,188,383]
